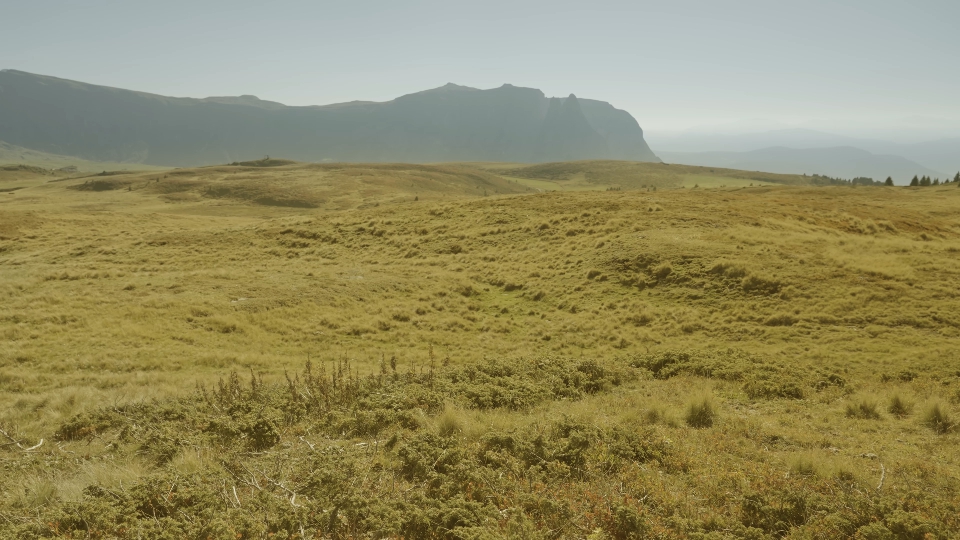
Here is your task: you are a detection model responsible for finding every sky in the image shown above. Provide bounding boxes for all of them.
[4,0,959,139]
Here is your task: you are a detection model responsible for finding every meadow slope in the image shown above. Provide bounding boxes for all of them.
[0,162,958,539]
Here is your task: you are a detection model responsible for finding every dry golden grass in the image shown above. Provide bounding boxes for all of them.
[492,159,811,191]
[1,161,958,537]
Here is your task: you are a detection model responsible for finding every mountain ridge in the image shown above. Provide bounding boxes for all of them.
[0,70,659,167]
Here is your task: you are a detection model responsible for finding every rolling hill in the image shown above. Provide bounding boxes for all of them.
[0,140,170,172]
[1,159,958,538]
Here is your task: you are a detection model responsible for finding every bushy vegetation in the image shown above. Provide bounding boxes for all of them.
[2,162,959,537]
[3,357,959,538]
[630,350,807,400]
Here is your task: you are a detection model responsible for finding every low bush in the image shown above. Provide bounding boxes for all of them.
[5,352,959,538]
[631,349,807,399]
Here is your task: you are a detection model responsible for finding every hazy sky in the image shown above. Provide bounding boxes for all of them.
[4,0,958,137]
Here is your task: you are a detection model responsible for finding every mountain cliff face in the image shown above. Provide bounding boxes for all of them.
[0,70,659,166]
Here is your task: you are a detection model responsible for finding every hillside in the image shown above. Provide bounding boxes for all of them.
[0,140,170,173]
[0,70,659,166]
[1,161,958,538]
[0,159,813,216]
[494,160,813,190]
[0,161,533,215]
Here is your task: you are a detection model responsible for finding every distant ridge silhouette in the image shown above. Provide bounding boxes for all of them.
[0,70,659,166]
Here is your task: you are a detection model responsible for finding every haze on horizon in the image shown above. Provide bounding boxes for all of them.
[4,0,959,142]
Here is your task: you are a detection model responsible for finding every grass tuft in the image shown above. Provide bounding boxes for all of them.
[845,398,881,420]
[921,402,955,434]
[887,394,912,418]
[437,406,464,437]
[789,456,818,477]
[684,396,717,428]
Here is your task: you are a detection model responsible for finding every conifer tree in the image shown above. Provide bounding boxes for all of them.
[884,177,894,186]
[955,172,959,183]
[910,175,919,186]
[920,176,931,186]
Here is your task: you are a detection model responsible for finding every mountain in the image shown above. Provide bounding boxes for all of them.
[649,129,881,153]
[659,146,942,184]
[0,70,658,167]
[651,128,959,178]
[889,138,960,177]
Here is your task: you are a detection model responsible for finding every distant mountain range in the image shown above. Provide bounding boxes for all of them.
[659,146,943,183]
[0,70,659,166]
[653,128,959,182]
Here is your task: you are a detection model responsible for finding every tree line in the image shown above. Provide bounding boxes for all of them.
[810,172,960,187]
[909,172,960,187]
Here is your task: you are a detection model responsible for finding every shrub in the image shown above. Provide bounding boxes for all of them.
[897,370,918,382]
[921,402,955,434]
[632,350,806,400]
[607,504,649,539]
[685,396,716,428]
[744,377,805,399]
[455,284,476,297]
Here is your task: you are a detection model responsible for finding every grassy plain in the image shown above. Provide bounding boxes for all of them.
[0,160,958,538]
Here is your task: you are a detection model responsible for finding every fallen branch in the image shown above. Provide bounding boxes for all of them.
[256,467,303,507]
[877,463,885,491]
[25,439,44,452]
[0,426,43,452]
[298,436,316,451]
